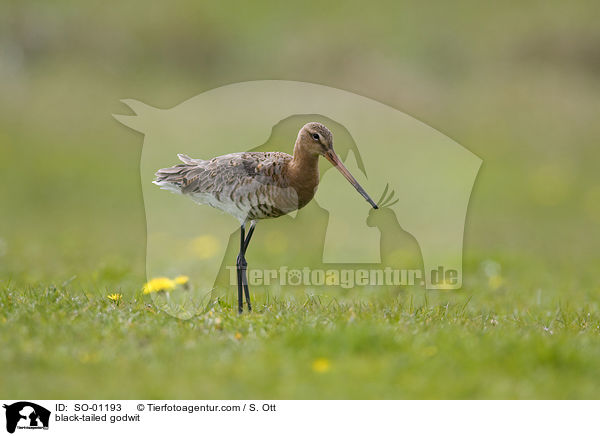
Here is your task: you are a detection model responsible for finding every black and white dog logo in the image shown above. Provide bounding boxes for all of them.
[3,402,50,434]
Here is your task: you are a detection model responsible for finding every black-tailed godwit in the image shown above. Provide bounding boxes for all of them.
[154,122,378,313]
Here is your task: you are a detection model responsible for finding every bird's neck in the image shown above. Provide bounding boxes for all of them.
[288,144,320,208]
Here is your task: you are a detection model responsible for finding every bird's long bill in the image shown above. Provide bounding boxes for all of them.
[325,150,379,209]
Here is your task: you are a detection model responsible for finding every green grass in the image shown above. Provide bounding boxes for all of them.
[2,265,600,399]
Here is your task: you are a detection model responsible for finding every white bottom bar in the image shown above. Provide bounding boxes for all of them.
[1,400,596,435]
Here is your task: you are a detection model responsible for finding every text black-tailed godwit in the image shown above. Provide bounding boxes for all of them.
[154,122,378,313]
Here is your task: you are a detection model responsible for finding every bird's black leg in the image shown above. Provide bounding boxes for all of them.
[243,221,256,252]
[241,221,256,311]
[236,221,256,314]
[236,224,246,314]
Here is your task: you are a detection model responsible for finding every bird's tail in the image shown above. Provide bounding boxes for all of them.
[154,154,202,193]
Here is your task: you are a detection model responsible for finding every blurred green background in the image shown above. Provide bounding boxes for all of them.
[1,0,599,398]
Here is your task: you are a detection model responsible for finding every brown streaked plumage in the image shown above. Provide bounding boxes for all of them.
[154,122,378,313]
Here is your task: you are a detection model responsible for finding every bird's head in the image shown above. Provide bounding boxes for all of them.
[296,122,378,209]
[297,122,335,156]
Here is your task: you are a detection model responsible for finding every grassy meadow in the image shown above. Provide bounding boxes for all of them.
[1,0,600,398]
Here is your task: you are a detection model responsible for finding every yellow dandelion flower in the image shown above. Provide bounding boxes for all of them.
[312,358,331,373]
[234,332,242,340]
[488,274,504,290]
[143,277,176,294]
[421,346,438,357]
[189,234,220,259]
[174,275,189,285]
[78,351,98,363]
[107,293,122,303]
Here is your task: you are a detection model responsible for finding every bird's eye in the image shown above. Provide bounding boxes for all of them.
[312,133,320,141]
